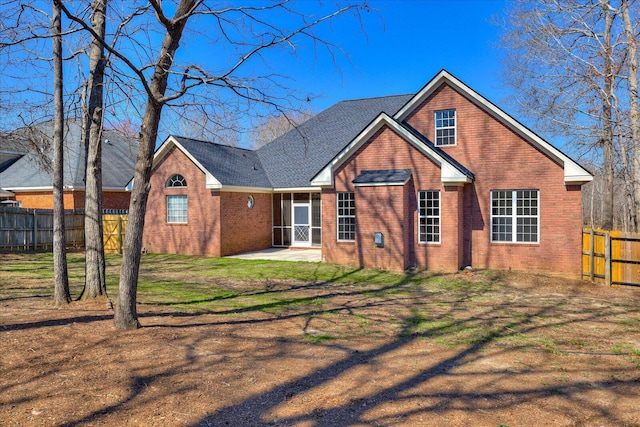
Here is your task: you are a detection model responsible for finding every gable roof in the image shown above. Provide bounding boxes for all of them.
[256,94,413,189]
[394,69,592,185]
[311,113,473,187]
[148,69,592,192]
[151,136,272,190]
[0,119,137,191]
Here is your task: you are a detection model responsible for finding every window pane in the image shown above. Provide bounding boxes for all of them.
[337,192,355,241]
[491,190,538,243]
[293,192,309,202]
[282,194,291,226]
[418,190,440,243]
[312,228,322,246]
[166,174,187,187]
[312,193,321,227]
[435,109,456,146]
[272,193,282,226]
[283,227,291,246]
[273,228,282,246]
[492,217,512,242]
[167,195,187,223]
[517,216,538,242]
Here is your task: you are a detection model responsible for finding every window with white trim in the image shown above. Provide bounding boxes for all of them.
[435,109,456,146]
[167,174,187,187]
[491,190,539,243]
[337,192,355,241]
[167,195,188,223]
[418,190,440,243]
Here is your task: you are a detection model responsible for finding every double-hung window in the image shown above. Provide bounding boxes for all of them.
[337,192,355,241]
[418,190,440,243]
[167,195,188,224]
[435,109,456,146]
[491,190,539,243]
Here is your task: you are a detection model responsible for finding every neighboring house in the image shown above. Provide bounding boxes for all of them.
[142,70,593,276]
[0,120,136,209]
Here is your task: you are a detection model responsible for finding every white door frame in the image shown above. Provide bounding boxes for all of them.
[292,201,311,247]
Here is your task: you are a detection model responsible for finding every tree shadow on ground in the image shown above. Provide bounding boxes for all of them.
[182,296,637,426]
[2,269,639,427]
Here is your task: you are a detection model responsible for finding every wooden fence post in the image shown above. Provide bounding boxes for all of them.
[589,228,595,282]
[117,215,123,254]
[604,231,611,286]
[33,210,37,250]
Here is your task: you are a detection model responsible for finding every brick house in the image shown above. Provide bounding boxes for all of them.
[142,70,592,276]
[0,120,136,209]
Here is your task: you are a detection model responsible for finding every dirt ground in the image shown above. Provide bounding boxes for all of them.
[1,269,640,427]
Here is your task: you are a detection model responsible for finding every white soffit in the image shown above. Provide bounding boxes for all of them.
[394,69,593,185]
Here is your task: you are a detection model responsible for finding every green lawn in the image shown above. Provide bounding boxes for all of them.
[2,251,640,426]
[1,251,639,362]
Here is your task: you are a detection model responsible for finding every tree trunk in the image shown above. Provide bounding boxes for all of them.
[52,0,70,305]
[82,0,108,299]
[600,0,615,230]
[114,0,196,330]
[622,0,640,232]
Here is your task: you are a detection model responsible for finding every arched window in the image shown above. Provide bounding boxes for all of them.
[166,174,187,187]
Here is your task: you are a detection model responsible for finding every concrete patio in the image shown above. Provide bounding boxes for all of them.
[226,248,322,262]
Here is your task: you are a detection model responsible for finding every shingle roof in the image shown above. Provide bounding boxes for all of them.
[256,94,413,188]
[0,119,137,190]
[172,136,272,188]
[352,169,412,185]
[401,122,474,180]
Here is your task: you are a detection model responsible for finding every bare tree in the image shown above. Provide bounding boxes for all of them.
[55,0,365,329]
[107,117,140,140]
[251,110,314,148]
[500,0,629,230]
[52,0,70,305]
[81,0,108,299]
[169,108,241,146]
[621,0,640,231]
[600,0,615,230]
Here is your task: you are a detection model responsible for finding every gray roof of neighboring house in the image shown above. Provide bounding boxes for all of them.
[172,136,272,188]
[0,120,137,190]
[256,94,413,188]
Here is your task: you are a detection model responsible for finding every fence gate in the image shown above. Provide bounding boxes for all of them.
[582,228,640,287]
[102,214,127,254]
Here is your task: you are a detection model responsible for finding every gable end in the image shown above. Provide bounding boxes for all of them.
[394,69,593,185]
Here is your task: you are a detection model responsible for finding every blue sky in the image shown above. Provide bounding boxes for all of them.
[2,0,515,146]
[281,0,509,114]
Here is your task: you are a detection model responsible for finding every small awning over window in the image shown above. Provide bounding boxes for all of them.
[352,169,412,186]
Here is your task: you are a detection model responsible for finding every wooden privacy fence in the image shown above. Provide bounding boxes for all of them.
[582,228,640,287]
[0,208,127,253]
[0,207,85,251]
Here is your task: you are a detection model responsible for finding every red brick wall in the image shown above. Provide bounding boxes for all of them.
[15,191,79,209]
[323,125,463,272]
[220,192,272,256]
[354,184,407,271]
[405,83,583,276]
[14,190,129,210]
[102,191,131,210]
[142,146,272,257]
[143,146,222,257]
